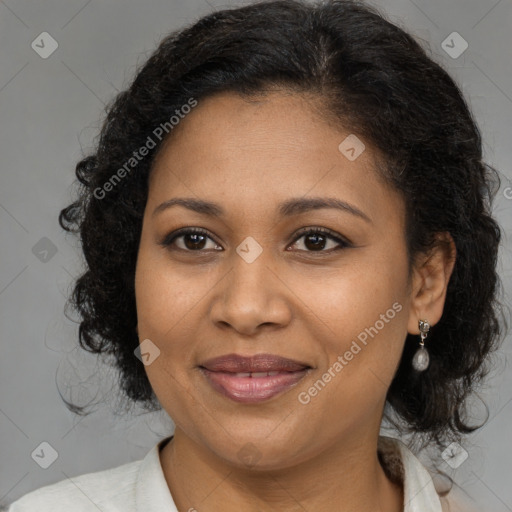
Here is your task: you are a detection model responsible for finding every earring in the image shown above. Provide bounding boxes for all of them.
[412,319,430,372]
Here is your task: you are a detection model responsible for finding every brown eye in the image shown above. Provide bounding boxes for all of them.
[160,226,352,254]
[288,228,352,253]
[160,228,222,252]
[180,232,209,250]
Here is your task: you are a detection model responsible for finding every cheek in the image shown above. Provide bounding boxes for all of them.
[294,247,409,399]
[294,249,408,341]
[135,251,201,419]
[135,242,204,339]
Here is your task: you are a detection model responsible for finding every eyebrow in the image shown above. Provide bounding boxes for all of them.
[152,196,372,223]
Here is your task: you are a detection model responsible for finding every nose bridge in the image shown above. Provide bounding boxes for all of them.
[226,239,275,302]
[211,239,290,333]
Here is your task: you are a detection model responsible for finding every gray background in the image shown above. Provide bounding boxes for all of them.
[1,0,511,509]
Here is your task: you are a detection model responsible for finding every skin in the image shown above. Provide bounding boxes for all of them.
[134,90,456,512]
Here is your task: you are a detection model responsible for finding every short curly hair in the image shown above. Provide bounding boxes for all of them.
[59,0,505,452]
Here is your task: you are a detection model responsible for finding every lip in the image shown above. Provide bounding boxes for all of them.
[198,353,312,403]
[200,353,311,373]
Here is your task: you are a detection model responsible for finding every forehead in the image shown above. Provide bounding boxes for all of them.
[147,90,402,227]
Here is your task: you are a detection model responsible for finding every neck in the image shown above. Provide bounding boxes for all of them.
[159,428,404,512]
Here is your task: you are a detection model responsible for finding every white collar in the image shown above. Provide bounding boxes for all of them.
[135,436,178,511]
[378,435,444,512]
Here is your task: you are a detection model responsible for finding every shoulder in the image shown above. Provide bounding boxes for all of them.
[7,458,142,512]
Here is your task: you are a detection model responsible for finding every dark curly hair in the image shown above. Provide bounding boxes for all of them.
[59,0,505,455]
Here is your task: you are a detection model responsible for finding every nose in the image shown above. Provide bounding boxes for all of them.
[209,252,292,336]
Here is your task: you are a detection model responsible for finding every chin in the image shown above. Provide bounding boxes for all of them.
[205,433,311,472]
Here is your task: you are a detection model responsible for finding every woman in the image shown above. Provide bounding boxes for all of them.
[8,0,504,510]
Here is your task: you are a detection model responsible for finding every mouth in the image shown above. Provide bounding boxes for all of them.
[198,353,312,403]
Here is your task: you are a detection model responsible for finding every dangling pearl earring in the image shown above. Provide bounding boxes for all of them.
[412,319,430,371]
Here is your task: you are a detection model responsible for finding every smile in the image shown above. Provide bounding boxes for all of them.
[199,368,310,403]
[198,352,313,403]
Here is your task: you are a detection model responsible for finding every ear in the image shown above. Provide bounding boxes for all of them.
[407,232,457,334]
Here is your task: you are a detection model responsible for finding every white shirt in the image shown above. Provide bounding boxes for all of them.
[7,435,473,511]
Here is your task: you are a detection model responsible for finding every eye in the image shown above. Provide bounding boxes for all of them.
[160,227,222,252]
[160,226,352,253]
[288,227,352,253]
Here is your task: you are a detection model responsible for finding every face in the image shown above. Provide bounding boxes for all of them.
[135,90,417,470]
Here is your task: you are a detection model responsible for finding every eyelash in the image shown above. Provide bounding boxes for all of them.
[159,226,353,254]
